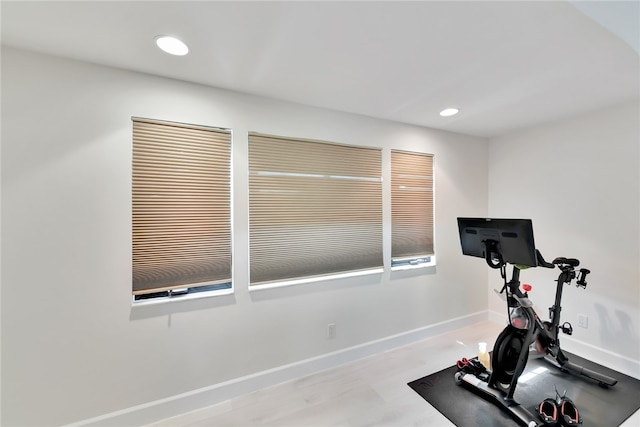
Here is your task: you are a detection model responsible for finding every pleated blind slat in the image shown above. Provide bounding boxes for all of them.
[391,150,434,259]
[249,133,383,285]
[132,118,231,294]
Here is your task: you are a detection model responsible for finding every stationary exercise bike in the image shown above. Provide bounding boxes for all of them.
[454,218,617,427]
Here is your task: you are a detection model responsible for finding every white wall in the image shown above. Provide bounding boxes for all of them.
[488,101,640,375]
[1,47,489,426]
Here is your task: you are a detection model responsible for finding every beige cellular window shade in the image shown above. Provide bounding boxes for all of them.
[249,133,383,285]
[391,150,434,264]
[132,118,232,297]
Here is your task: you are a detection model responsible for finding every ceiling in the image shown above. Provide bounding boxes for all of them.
[2,1,639,138]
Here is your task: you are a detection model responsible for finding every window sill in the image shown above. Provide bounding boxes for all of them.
[249,267,384,291]
[131,285,233,306]
[390,256,436,271]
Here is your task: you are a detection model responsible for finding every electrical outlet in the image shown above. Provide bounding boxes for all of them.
[577,314,588,329]
[327,323,336,339]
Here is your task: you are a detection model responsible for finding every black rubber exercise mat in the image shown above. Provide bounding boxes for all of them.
[408,352,640,426]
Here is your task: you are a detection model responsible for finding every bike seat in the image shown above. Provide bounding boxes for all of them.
[553,257,580,267]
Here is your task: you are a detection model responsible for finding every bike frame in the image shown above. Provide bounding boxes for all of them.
[488,260,616,401]
[455,220,617,426]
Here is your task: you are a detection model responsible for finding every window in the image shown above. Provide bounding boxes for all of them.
[391,150,434,268]
[132,118,232,301]
[248,133,383,286]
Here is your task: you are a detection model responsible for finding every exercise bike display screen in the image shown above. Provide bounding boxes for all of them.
[457,217,537,267]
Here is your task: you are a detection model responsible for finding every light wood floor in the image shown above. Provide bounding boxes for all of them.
[148,321,639,426]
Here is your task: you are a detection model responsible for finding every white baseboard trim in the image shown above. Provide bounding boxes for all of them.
[69,311,489,427]
[487,310,640,380]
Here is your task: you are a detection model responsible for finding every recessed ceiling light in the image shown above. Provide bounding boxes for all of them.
[155,36,189,56]
[440,108,459,117]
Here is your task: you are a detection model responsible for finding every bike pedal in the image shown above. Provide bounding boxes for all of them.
[561,322,573,335]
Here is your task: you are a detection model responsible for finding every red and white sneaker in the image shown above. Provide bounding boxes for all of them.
[558,394,582,426]
[537,397,559,425]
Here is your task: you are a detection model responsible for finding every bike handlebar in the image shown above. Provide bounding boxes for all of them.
[536,251,581,269]
[536,250,554,268]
